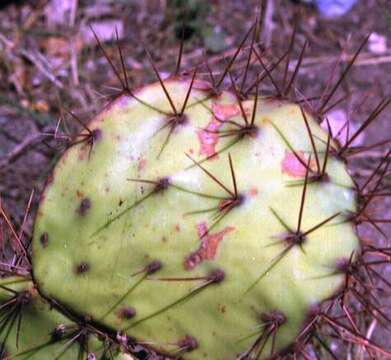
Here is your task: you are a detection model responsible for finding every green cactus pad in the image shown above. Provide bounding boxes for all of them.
[32,79,359,359]
[0,276,125,359]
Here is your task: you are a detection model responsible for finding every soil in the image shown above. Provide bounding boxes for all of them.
[0,0,390,358]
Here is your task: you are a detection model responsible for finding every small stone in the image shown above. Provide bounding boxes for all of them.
[368,33,387,55]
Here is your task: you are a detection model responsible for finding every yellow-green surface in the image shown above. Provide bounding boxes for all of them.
[32,80,359,359]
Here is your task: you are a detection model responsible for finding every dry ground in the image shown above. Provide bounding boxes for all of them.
[0,0,391,358]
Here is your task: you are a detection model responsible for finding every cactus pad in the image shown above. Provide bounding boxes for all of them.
[32,79,359,358]
[0,276,126,359]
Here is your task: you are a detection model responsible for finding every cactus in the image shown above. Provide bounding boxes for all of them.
[1,20,391,360]
[0,277,127,359]
[30,72,360,359]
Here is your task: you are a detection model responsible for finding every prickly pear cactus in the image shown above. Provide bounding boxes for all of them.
[0,276,125,359]
[32,78,359,359]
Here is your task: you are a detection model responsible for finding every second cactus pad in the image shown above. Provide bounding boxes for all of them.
[32,79,359,359]
[0,277,125,359]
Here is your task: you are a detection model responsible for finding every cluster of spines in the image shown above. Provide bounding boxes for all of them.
[0,13,390,360]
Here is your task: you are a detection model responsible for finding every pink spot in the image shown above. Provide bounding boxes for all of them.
[137,158,146,172]
[193,79,215,92]
[281,150,315,178]
[78,151,86,161]
[196,102,242,159]
[184,222,235,270]
[249,188,258,197]
[212,102,242,120]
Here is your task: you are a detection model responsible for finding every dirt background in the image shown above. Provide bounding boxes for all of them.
[0,0,391,358]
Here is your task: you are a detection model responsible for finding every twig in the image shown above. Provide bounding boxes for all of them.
[0,132,43,169]
[357,319,378,360]
[20,49,64,89]
[290,51,391,71]
[260,0,274,49]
